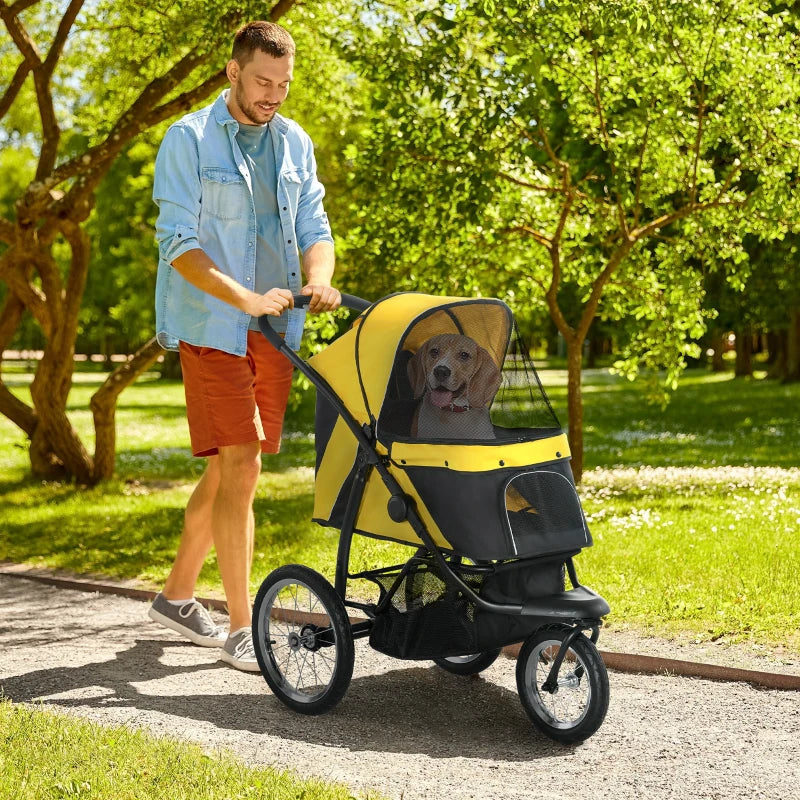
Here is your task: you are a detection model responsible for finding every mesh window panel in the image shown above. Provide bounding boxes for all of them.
[377,302,561,444]
[504,466,592,556]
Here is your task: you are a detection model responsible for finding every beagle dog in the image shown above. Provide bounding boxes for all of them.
[407,333,502,440]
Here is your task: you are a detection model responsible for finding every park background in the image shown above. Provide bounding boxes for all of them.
[1,1,799,796]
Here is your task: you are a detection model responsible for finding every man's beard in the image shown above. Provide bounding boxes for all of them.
[234,83,275,125]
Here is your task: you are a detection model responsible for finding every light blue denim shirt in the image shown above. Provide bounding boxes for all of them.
[153,90,334,354]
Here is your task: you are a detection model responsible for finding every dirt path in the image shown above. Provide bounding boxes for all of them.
[1,574,798,800]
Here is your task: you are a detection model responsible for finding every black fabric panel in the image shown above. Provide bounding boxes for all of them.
[402,460,590,559]
[314,392,340,475]
[403,466,516,558]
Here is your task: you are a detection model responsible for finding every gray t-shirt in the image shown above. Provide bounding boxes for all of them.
[235,122,290,334]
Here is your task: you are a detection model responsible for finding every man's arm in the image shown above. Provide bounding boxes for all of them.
[300,240,340,312]
[173,248,293,318]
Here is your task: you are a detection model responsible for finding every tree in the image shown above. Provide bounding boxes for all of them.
[335,0,800,479]
[0,0,301,484]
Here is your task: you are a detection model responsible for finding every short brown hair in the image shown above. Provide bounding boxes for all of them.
[232,21,295,65]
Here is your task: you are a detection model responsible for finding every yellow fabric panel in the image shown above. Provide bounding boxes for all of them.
[399,302,512,368]
[313,416,359,522]
[355,466,453,550]
[354,293,471,415]
[389,433,570,472]
[307,321,369,424]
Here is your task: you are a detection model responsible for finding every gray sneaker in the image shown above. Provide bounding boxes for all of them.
[219,628,261,673]
[148,593,227,647]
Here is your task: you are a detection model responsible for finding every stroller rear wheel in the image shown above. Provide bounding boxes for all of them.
[433,648,502,676]
[516,627,609,744]
[252,564,355,715]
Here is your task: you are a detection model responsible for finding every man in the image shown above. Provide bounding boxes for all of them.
[148,21,340,672]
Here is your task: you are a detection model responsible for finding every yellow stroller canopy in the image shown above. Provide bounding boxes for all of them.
[308,293,589,559]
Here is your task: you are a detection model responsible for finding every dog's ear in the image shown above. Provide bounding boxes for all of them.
[467,346,501,408]
[407,343,429,399]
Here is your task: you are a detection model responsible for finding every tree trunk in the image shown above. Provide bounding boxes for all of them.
[787,308,800,382]
[734,327,752,377]
[710,328,727,372]
[766,330,786,380]
[565,336,585,484]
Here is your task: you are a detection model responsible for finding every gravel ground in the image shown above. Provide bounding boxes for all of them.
[1,574,798,800]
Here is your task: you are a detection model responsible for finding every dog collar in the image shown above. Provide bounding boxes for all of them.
[445,403,470,412]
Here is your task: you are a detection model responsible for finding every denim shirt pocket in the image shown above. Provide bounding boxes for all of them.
[280,168,310,212]
[200,167,250,220]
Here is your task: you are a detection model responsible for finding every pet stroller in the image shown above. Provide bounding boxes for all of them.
[253,292,610,744]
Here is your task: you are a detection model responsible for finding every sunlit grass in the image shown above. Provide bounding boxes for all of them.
[0,699,383,800]
[1,367,799,648]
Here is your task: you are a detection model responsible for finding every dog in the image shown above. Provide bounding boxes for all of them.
[407,333,502,440]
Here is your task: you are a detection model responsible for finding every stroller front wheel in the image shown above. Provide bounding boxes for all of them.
[252,564,355,715]
[433,648,502,676]
[516,627,609,744]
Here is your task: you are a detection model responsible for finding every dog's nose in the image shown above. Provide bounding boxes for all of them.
[433,365,450,381]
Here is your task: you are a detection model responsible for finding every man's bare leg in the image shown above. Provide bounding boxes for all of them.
[162,457,221,601]
[212,441,262,632]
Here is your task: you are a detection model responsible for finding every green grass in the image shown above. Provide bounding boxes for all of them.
[0,699,380,800]
[1,367,799,649]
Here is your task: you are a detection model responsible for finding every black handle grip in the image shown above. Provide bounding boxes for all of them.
[257,293,372,350]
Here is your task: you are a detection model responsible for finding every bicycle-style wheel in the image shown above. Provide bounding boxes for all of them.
[516,627,609,744]
[252,564,354,715]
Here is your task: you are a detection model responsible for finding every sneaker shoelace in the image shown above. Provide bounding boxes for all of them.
[178,601,202,620]
[178,601,219,634]
[231,632,255,660]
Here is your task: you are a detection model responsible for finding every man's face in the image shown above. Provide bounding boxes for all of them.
[226,49,293,125]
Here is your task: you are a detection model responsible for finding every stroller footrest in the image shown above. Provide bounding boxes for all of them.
[520,586,609,620]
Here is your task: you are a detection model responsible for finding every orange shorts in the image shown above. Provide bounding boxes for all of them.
[179,331,294,457]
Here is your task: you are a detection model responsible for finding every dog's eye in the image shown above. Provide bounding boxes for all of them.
[459,351,471,360]
[429,347,439,358]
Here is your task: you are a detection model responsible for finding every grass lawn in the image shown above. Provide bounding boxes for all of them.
[1,364,799,650]
[0,699,381,800]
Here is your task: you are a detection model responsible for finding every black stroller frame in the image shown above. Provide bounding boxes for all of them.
[252,294,611,744]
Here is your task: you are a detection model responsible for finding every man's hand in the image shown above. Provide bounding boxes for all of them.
[245,287,294,318]
[300,283,341,313]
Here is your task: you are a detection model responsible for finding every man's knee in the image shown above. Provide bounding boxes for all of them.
[217,443,262,489]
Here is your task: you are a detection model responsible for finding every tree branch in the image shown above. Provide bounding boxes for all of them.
[0,59,32,121]
[0,217,15,245]
[502,225,553,249]
[42,0,84,80]
[0,291,38,437]
[90,336,163,481]
[8,0,42,14]
[0,250,52,335]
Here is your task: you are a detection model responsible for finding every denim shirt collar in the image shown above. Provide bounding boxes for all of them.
[212,90,290,137]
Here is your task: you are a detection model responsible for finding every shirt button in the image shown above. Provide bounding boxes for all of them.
[246,277,251,281]
[287,239,292,244]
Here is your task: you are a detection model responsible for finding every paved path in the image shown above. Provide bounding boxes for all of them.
[1,575,798,800]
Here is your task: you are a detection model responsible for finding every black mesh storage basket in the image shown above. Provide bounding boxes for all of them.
[367,556,568,659]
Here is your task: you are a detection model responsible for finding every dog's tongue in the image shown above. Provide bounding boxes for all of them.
[430,388,454,408]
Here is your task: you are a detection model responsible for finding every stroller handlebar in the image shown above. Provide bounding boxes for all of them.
[257,293,371,351]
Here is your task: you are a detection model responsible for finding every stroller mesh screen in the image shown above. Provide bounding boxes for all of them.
[377,302,560,442]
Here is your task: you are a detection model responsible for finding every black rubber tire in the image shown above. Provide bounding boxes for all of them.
[516,627,609,744]
[433,648,503,676]
[252,564,354,715]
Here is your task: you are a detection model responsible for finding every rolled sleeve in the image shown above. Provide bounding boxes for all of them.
[153,125,203,264]
[296,143,334,254]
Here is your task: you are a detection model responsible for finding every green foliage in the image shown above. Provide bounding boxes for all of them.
[333,0,800,383]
